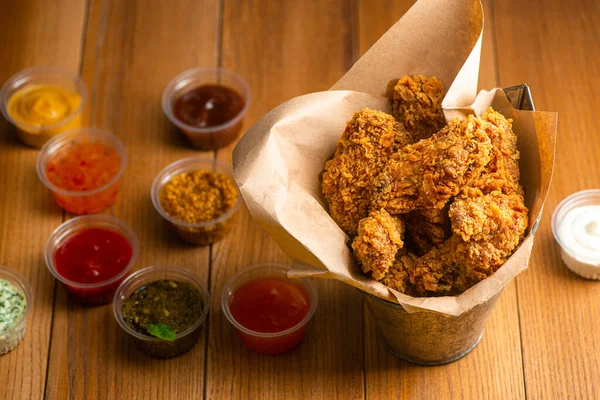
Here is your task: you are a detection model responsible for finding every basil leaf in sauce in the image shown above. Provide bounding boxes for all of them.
[147,323,176,341]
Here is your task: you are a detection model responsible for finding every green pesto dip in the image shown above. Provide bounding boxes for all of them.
[121,280,203,338]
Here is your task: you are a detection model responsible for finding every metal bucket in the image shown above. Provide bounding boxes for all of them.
[363,290,502,365]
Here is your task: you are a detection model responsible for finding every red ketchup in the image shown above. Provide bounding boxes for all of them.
[229,278,311,355]
[54,228,132,305]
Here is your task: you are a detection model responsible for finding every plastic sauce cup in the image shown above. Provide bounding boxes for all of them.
[113,266,210,358]
[151,156,242,246]
[551,189,600,279]
[162,67,251,150]
[0,267,32,355]
[45,215,139,305]
[221,264,318,355]
[0,66,87,148]
[36,128,127,214]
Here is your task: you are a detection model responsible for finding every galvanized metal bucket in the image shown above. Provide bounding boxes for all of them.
[362,85,534,365]
[363,290,501,365]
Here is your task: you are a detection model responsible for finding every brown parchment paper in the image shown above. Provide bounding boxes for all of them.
[232,0,558,316]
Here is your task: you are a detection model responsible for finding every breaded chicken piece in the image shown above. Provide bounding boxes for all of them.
[392,75,446,141]
[398,109,529,296]
[322,76,446,236]
[392,76,449,253]
[465,108,522,196]
[352,209,405,280]
[371,115,492,214]
[322,109,398,235]
[407,191,528,296]
[404,206,451,255]
[379,252,418,294]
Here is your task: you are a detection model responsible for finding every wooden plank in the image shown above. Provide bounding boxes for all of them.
[494,0,600,398]
[206,1,365,399]
[0,1,86,399]
[358,1,526,399]
[44,0,220,399]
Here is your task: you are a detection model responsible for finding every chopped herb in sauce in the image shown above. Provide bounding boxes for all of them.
[121,280,203,339]
[0,279,26,334]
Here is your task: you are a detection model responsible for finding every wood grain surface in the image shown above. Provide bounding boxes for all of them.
[0,1,86,400]
[494,1,600,398]
[206,1,364,399]
[0,0,597,399]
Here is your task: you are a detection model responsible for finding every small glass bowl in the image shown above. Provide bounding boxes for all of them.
[0,267,33,355]
[113,266,210,358]
[45,215,139,305]
[0,66,87,148]
[162,67,251,150]
[151,156,242,246]
[221,264,318,355]
[551,189,600,279]
[36,128,127,214]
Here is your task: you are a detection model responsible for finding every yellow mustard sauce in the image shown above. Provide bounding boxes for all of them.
[7,84,82,147]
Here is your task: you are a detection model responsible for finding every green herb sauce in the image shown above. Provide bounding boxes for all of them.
[121,280,203,338]
[0,279,26,334]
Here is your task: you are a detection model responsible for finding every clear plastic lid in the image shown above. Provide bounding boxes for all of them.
[45,214,139,289]
[36,128,127,197]
[0,266,33,336]
[221,264,318,338]
[151,156,242,229]
[551,189,600,262]
[0,66,87,132]
[113,265,210,342]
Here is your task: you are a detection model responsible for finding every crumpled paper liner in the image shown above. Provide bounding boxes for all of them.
[232,0,557,316]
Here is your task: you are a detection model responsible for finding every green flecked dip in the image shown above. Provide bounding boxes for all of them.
[0,279,26,334]
[122,280,203,339]
[0,279,27,355]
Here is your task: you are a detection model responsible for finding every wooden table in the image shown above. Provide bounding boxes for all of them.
[0,0,598,398]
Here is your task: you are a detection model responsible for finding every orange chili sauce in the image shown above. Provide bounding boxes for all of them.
[46,142,121,214]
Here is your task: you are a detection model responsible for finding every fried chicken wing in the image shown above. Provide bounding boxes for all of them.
[372,115,492,214]
[322,77,528,298]
[352,209,405,280]
[398,110,529,296]
[464,108,521,196]
[321,109,398,235]
[406,191,528,295]
[322,76,447,235]
[392,75,446,141]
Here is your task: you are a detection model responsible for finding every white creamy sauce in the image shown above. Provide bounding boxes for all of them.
[557,205,600,265]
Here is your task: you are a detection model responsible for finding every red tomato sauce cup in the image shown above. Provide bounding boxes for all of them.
[36,128,127,214]
[221,264,318,355]
[45,215,139,305]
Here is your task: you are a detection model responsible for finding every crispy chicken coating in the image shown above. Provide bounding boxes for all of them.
[392,75,446,141]
[379,252,418,294]
[321,77,527,298]
[404,206,451,255]
[371,115,492,214]
[376,109,528,296]
[322,76,447,236]
[352,209,405,280]
[407,191,528,295]
[392,76,449,249]
[464,108,521,197]
[322,109,398,235]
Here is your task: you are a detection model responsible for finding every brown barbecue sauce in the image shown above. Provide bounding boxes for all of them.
[174,85,244,129]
